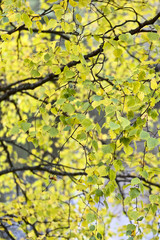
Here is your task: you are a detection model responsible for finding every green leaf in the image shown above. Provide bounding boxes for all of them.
[150,109,158,120]
[137,216,144,221]
[120,137,131,146]
[105,105,115,116]
[62,103,75,114]
[43,125,51,131]
[82,102,90,111]
[128,210,139,220]
[10,125,19,134]
[29,216,36,224]
[56,98,66,105]
[123,184,130,190]
[127,224,136,231]
[147,138,159,150]
[86,213,97,223]
[126,231,132,236]
[76,113,86,122]
[129,188,140,199]
[91,95,102,101]
[31,69,40,77]
[48,127,58,137]
[147,32,159,41]
[109,169,116,180]
[116,193,122,200]
[89,236,96,240]
[141,170,148,179]
[63,126,71,131]
[92,140,98,151]
[64,67,75,79]
[140,130,150,140]
[131,178,141,186]
[118,116,130,129]
[20,122,31,132]
[95,189,103,197]
[139,182,144,195]
[138,71,145,81]
[102,144,114,154]
[95,123,101,134]
[104,200,109,209]
[52,65,61,74]
[87,176,93,183]
[128,128,137,136]
[124,196,131,205]
[97,232,102,239]
[150,203,157,214]
[44,53,50,61]
[77,132,87,140]
[29,131,37,137]
[81,119,92,128]
[119,33,134,44]
[113,160,124,171]
[89,225,95,231]
[109,121,120,130]
[149,194,158,204]
[32,138,38,148]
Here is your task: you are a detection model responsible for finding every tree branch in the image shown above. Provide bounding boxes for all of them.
[117,174,160,189]
[0,12,159,103]
[0,165,87,177]
[0,44,103,102]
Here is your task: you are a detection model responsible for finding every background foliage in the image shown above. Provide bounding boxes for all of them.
[0,0,160,239]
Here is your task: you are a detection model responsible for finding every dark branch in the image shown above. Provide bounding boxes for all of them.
[117,174,160,189]
[0,12,159,103]
[129,12,160,35]
[110,12,160,40]
[0,221,16,240]
[0,44,103,103]
[0,165,87,177]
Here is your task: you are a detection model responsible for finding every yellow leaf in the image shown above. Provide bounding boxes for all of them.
[46,103,51,111]
[27,136,34,142]
[81,220,88,227]
[96,165,107,177]
[124,145,133,155]
[138,71,145,80]
[138,92,144,101]
[47,19,57,30]
[151,78,157,90]
[22,13,32,28]
[113,48,123,58]
[1,34,11,41]
[32,16,41,21]
[86,167,97,176]
[36,21,43,32]
[123,87,131,95]
[76,14,82,22]
[150,97,155,107]
[45,89,55,97]
[47,0,57,2]
[131,230,136,236]
[69,0,77,7]
[133,82,141,94]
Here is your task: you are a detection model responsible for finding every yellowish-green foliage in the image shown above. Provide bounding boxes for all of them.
[0,0,160,239]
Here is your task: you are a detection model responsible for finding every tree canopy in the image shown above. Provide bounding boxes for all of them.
[0,0,160,239]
